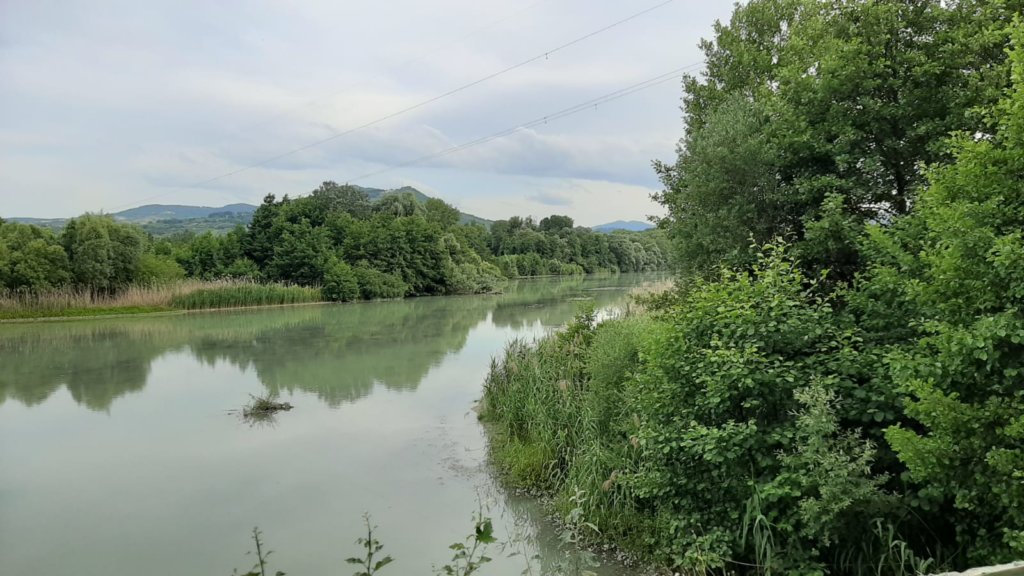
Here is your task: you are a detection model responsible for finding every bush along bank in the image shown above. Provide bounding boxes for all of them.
[481,15,1024,574]
[481,243,1024,575]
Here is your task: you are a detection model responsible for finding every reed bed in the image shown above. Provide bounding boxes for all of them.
[481,312,654,552]
[0,279,324,319]
[170,283,322,310]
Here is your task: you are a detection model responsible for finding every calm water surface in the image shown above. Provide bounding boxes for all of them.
[0,274,662,576]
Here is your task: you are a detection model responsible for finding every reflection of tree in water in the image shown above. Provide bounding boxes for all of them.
[0,275,658,412]
[491,276,635,330]
[188,297,496,407]
[0,325,159,411]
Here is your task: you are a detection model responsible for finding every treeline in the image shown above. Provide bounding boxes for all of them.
[490,214,669,277]
[0,182,669,304]
[484,3,1024,575]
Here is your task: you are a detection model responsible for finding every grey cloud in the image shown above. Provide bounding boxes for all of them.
[529,191,574,207]
[1,0,734,218]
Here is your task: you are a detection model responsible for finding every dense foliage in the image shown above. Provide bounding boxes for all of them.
[0,183,669,307]
[484,5,1024,574]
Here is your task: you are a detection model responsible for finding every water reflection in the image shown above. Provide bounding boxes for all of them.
[0,274,647,412]
[0,274,664,576]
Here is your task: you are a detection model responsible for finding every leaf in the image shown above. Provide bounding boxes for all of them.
[475,519,497,544]
[373,556,394,571]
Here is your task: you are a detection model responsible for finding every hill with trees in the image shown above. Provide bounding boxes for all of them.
[5,185,492,236]
[0,181,669,315]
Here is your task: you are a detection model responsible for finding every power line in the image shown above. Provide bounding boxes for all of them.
[343,62,701,183]
[185,0,674,187]
[230,0,558,137]
[108,0,677,212]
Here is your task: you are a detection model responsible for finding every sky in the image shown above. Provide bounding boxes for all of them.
[0,0,735,226]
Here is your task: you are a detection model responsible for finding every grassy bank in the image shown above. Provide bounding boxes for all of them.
[481,308,655,557]
[0,279,324,320]
[479,258,973,575]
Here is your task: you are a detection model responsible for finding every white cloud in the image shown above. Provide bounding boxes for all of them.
[0,0,734,219]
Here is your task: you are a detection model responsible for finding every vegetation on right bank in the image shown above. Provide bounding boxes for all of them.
[484,5,1024,574]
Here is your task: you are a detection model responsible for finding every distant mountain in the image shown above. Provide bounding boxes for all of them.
[113,203,257,222]
[5,186,492,234]
[592,220,654,233]
[8,203,257,229]
[5,217,68,230]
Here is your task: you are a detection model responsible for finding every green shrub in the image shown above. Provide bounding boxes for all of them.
[322,259,359,302]
[495,255,519,278]
[353,265,408,300]
[136,253,185,285]
[222,257,261,280]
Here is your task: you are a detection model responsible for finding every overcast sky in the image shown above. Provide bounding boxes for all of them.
[1,0,735,226]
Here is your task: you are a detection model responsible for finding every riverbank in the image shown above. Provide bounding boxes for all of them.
[0,272,666,322]
[480,306,659,563]
[479,252,1022,574]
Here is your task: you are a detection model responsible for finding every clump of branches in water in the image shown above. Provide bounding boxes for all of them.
[231,391,294,428]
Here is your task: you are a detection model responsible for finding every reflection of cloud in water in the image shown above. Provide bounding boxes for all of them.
[0,274,664,412]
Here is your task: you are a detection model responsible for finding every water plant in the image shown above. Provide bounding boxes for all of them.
[346,515,393,576]
[232,527,284,576]
[437,506,496,576]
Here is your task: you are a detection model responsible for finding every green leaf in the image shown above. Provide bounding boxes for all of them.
[373,556,393,571]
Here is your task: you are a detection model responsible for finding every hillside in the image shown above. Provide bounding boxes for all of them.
[592,220,653,233]
[114,203,257,222]
[6,186,492,235]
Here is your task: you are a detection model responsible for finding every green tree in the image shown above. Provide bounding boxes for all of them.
[0,223,71,291]
[655,94,788,277]
[243,194,281,268]
[311,181,372,220]
[628,247,889,570]
[374,192,424,218]
[661,0,1020,278]
[424,197,461,228]
[136,253,185,285]
[873,22,1024,561]
[538,214,574,233]
[62,215,146,291]
[267,220,332,285]
[322,258,359,302]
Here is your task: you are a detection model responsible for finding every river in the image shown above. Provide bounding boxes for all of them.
[0,274,663,576]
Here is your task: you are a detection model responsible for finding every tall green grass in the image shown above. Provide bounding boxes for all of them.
[169,284,322,310]
[0,279,326,320]
[481,309,654,554]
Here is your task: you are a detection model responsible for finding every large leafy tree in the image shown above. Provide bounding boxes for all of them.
[424,197,461,228]
[266,219,332,285]
[659,0,1020,279]
[873,22,1024,561]
[243,194,282,268]
[61,215,145,291]
[655,94,788,275]
[309,181,372,220]
[0,223,71,291]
